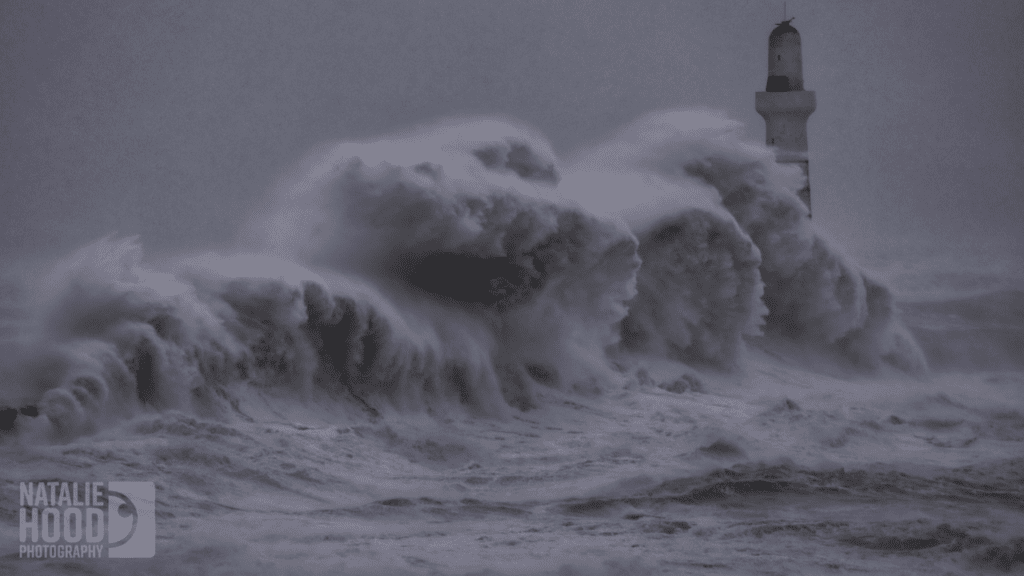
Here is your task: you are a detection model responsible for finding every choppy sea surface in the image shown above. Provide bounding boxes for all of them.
[0,111,1021,575]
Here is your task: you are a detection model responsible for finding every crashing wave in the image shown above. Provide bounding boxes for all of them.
[0,111,927,440]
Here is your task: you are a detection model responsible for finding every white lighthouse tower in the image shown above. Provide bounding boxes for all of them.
[755,18,816,214]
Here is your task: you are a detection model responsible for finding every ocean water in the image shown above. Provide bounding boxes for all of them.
[0,110,1021,575]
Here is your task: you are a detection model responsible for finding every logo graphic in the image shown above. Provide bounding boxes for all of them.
[107,482,156,558]
[17,481,156,559]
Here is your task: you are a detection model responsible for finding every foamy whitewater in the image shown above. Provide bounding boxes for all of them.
[0,110,1021,575]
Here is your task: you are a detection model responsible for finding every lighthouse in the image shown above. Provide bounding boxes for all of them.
[755,18,816,214]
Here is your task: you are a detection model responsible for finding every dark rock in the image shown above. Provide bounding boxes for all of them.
[0,406,17,432]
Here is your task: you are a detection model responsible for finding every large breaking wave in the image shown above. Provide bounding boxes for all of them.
[0,110,928,441]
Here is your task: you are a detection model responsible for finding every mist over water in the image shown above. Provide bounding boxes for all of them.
[1,110,1021,575]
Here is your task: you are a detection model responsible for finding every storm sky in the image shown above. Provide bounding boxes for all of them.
[1,0,1021,267]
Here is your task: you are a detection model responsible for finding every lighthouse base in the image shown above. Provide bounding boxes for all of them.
[786,159,811,216]
[755,90,815,216]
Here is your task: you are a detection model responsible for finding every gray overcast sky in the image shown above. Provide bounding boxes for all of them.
[1,0,1021,266]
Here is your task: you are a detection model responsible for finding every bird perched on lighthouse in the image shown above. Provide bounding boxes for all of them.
[755,17,816,215]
